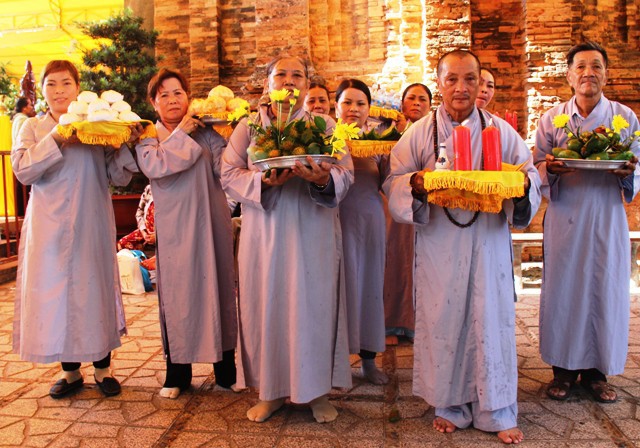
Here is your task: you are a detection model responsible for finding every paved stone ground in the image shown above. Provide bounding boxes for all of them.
[1,282,640,447]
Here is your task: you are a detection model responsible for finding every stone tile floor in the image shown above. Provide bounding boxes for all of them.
[1,282,640,447]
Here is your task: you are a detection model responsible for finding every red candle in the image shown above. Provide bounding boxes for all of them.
[505,111,512,127]
[511,112,518,131]
[482,125,502,171]
[453,125,472,171]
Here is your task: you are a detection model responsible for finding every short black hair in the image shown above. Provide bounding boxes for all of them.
[335,79,371,105]
[309,82,330,98]
[436,49,481,78]
[567,42,608,68]
[14,97,29,114]
[402,83,432,103]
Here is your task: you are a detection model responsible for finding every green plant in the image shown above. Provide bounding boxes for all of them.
[0,63,18,113]
[77,8,160,121]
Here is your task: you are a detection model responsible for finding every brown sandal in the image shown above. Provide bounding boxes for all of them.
[545,378,573,401]
[581,380,617,403]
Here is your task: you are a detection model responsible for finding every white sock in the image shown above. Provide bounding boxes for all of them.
[94,367,111,382]
[62,369,82,383]
[159,387,181,399]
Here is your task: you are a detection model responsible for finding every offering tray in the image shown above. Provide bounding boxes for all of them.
[252,154,337,171]
[557,158,627,170]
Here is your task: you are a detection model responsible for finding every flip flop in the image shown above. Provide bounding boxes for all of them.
[581,380,618,403]
[545,378,573,401]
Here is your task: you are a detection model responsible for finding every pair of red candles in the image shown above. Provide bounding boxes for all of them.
[452,125,502,171]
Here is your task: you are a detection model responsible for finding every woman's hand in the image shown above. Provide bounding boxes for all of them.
[126,122,145,146]
[262,168,295,187]
[176,115,204,135]
[291,156,332,187]
[410,170,428,196]
[545,154,575,175]
[142,230,156,245]
[612,155,638,179]
[51,127,80,147]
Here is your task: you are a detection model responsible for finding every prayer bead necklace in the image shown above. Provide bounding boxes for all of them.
[432,109,486,228]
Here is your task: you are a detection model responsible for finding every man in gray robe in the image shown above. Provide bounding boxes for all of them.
[534,42,639,403]
[384,49,540,444]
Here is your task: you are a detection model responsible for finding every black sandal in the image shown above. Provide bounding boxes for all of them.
[581,380,618,403]
[545,378,573,401]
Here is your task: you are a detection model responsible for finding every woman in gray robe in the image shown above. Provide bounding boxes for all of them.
[12,60,139,399]
[221,55,353,424]
[136,68,237,399]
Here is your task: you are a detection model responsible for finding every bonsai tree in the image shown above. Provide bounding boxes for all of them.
[78,9,160,120]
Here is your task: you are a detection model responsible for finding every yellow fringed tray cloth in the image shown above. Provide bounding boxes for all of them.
[422,162,526,213]
[57,120,156,147]
[346,140,398,157]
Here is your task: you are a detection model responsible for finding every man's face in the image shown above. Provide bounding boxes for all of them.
[437,54,480,120]
[566,50,607,100]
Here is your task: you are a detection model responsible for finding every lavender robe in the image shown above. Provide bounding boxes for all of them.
[384,106,541,411]
[339,155,386,354]
[383,195,415,336]
[136,122,237,364]
[534,96,640,375]
[12,113,137,363]
[221,108,353,403]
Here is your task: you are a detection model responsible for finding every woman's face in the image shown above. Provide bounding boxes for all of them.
[43,70,79,119]
[402,86,431,122]
[266,58,309,112]
[304,87,331,115]
[476,69,495,109]
[335,87,370,129]
[151,77,189,125]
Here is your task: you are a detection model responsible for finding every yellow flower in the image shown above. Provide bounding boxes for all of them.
[293,88,300,98]
[553,114,570,129]
[612,115,629,134]
[228,106,249,122]
[332,139,346,153]
[635,131,640,137]
[332,119,361,141]
[269,88,290,103]
[289,98,296,107]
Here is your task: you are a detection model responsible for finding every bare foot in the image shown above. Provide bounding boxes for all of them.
[159,387,180,399]
[247,398,285,422]
[309,395,338,423]
[433,416,457,433]
[497,427,524,444]
[361,359,389,385]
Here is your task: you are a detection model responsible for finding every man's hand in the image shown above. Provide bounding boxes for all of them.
[612,156,638,179]
[410,170,427,197]
[545,154,576,175]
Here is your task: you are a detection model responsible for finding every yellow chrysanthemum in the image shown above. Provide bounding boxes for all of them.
[293,88,300,98]
[228,106,249,122]
[635,131,640,137]
[269,89,290,103]
[332,139,346,153]
[612,115,629,134]
[333,119,361,141]
[289,98,297,107]
[552,114,570,129]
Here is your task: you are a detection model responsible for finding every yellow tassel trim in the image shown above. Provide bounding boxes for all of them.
[57,120,155,146]
[346,140,398,157]
[423,164,526,214]
[369,106,401,121]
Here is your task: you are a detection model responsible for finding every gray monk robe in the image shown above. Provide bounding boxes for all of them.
[384,106,541,429]
[221,107,353,403]
[534,96,640,375]
[12,112,137,363]
[136,122,237,364]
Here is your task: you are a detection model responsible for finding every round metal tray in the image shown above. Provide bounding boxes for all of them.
[557,158,627,170]
[199,115,228,125]
[252,154,337,171]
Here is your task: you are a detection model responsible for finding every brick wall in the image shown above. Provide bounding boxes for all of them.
[152,0,640,227]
